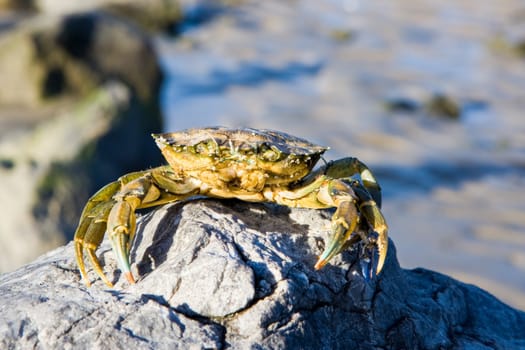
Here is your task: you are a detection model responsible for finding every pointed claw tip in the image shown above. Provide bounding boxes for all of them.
[104,281,114,288]
[314,258,327,270]
[376,240,387,276]
[101,275,114,288]
[125,271,136,284]
[376,259,385,276]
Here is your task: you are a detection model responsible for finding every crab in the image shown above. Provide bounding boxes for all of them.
[74,127,388,287]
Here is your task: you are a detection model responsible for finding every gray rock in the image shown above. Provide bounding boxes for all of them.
[0,199,524,349]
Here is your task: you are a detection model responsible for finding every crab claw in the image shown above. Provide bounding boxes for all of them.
[315,226,387,280]
[314,230,345,270]
[314,200,359,270]
[314,195,388,278]
[107,200,138,284]
[358,201,388,277]
[108,227,135,284]
[351,181,389,278]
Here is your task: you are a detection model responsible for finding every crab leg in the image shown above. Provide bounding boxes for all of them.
[74,181,121,287]
[313,176,387,276]
[312,157,382,207]
[349,179,388,276]
[312,178,361,269]
[269,160,388,276]
[312,157,387,275]
[105,176,156,285]
[267,176,361,265]
[74,167,198,286]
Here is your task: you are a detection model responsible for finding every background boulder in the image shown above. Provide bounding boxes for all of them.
[0,11,163,272]
[0,0,183,32]
[0,81,162,272]
[0,11,162,106]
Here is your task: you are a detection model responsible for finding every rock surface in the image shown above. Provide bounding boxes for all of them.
[1,200,523,349]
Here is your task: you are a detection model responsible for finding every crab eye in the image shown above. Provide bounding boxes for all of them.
[259,144,281,161]
[194,143,207,154]
[194,141,217,155]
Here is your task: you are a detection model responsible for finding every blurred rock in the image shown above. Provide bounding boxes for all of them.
[46,1,182,32]
[0,0,35,12]
[1,0,183,32]
[0,200,523,349]
[101,1,182,32]
[384,96,420,113]
[329,28,355,43]
[0,11,161,106]
[385,90,463,120]
[425,93,462,120]
[0,9,163,272]
[0,81,162,273]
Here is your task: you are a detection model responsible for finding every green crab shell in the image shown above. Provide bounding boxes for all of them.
[152,127,328,185]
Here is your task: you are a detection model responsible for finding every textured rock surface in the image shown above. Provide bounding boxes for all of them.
[1,200,524,349]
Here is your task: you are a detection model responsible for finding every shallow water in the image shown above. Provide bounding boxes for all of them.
[157,0,525,309]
